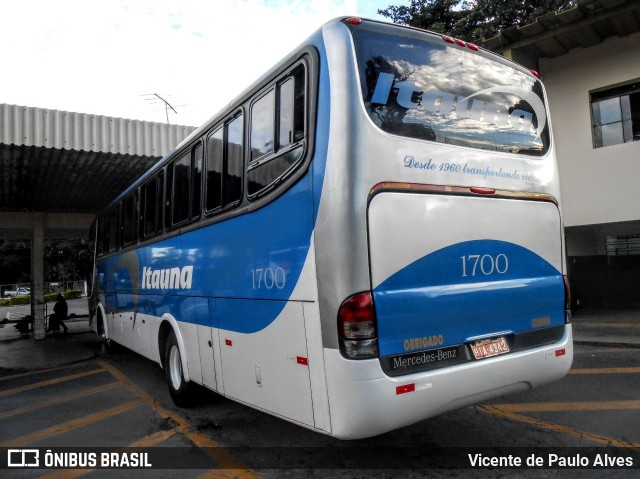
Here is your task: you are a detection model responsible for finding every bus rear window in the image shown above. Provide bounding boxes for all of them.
[350,28,550,156]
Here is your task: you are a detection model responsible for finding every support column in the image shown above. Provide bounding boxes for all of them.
[31,214,46,340]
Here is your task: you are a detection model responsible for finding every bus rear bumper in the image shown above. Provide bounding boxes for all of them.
[324,324,573,440]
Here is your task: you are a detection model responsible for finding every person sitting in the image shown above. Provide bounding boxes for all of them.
[47,294,69,334]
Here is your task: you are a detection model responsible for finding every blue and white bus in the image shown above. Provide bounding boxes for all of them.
[90,17,573,440]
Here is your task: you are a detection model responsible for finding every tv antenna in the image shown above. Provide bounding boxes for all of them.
[143,93,179,124]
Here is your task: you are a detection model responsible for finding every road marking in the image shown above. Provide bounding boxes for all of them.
[570,367,640,375]
[38,429,180,479]
[0,382,122,420]
[487,400,640,413]
[0,369,105,398]
[99,360,260,479]
[0,399,142,448]
[0,364,93,382]
[478,405,640,449]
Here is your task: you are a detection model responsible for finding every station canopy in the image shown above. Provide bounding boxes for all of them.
[0,103,197,215]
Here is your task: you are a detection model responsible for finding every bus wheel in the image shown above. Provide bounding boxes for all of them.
[164,330,194,407]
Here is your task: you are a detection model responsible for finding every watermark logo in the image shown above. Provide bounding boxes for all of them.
[8,449,39,468]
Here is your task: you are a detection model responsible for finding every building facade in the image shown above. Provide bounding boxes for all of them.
[481,0,640,308]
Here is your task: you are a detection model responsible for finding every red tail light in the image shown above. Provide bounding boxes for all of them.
[338,292,378,359]
[338,292,376,339]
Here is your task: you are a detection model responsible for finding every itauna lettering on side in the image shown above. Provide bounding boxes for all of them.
[141,266,194,290]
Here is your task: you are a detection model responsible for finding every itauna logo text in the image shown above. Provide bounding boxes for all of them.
[141,266,193,290]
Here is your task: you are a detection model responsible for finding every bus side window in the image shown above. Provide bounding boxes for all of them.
[192,143,203,220]
[226,114,243,206]
[167,144,204,227]
[172,151,191,225]
[205,112,244,215]
[206,127,224,211]
[97,214,107,256]
[142,172,165,239]
[142,178,157,238]
[122,192,138,247]
[107,207,119,252]
[248,65,306,197]
[251,90,275,162]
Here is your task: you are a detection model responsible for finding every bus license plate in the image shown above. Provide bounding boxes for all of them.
[470,337,510,360]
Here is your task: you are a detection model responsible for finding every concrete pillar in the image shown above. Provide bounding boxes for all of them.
[31,214,46,340]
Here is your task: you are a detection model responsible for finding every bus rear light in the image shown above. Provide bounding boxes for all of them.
[470,187,495,195]
[555,348,566,357]
[346,17,362,25]
[338,292,376,339]
[341,339,378,359]
[338,292,378,359]
[443,36,477,51]
[530,69,541,78]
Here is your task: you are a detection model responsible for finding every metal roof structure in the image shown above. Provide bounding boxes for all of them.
[0,103,197,214]
[479,0,640,68]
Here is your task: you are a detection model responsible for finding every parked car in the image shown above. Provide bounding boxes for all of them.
[3,287,30,298]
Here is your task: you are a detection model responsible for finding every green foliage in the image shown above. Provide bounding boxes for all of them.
[0,239,92,285]
[378,0,577,42]
[63,290,82,300]
[44,290,82,301]
[0,294,32,306]
[45,292,59,302]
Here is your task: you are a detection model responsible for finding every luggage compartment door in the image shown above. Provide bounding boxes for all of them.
[368,192,565,363]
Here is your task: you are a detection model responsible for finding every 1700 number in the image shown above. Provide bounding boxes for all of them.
[251,267,286,290]
[461,254,509,277]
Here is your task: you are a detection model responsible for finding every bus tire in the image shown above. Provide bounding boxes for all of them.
[164,330,194,407]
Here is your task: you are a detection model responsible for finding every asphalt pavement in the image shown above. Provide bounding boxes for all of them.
[1,300,639,373]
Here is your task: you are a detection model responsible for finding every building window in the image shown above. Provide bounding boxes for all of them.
[606,234,640,256]
[591,81,640,148]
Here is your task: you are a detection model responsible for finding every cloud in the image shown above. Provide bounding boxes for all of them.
[0,0,377,126]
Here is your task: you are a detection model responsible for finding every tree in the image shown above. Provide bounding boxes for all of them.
[378,0,577,42]
[0,239,91,285]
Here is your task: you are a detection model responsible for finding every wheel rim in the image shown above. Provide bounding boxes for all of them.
[169,344,183,390]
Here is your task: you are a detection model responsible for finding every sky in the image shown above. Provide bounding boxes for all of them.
[0,0,402,127]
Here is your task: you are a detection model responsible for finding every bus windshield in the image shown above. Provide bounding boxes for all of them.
[351,26,550,156]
